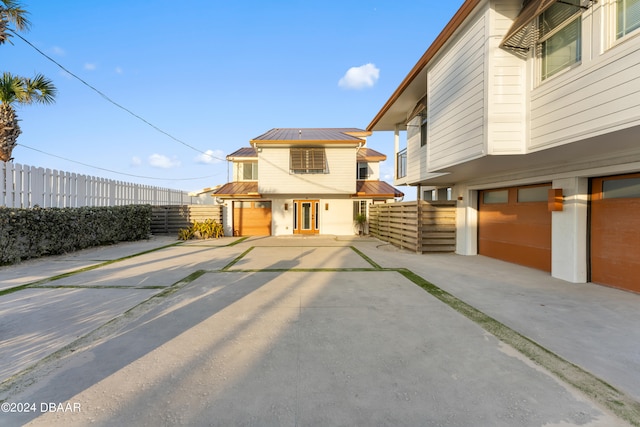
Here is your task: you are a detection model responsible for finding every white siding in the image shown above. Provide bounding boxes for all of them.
[428,13,486,171]
[530,11,640,151]
[258,146,356,194]
[406,116,427,183]
[487,0,527,154]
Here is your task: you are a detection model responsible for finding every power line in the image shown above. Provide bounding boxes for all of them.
[19,143,221,181]
[9,29,227,163]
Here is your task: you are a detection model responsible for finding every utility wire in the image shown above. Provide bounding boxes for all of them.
[9,29,227,163]
[19,143,221,181]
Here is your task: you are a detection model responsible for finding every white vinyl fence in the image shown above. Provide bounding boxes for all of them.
[1,162,197,208]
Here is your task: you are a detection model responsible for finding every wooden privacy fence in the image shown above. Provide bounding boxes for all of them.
[151,205,223,234]
[2,162,194,208]
[369,201,456,253]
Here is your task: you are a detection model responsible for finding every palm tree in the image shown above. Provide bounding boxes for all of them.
[1,0,30,45]
[0,72,56,161]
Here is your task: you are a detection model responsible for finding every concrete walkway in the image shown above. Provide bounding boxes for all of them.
[0,235,638,426]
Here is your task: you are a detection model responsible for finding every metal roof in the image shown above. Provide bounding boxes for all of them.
[355,181,404,198]
[357,148,387,162]
[212,182,260,198]
[251,128,371,143]
[226,147,257,159]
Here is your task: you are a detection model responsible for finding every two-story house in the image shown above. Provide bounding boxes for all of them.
[368,0,640,293]
[213,128,403,237]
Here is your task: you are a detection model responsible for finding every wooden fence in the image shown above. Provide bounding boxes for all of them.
[151,205,223,234]
[369,200,456,253]
[1,162,198,208]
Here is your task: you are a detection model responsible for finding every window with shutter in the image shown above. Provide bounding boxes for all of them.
[290,148,327,173]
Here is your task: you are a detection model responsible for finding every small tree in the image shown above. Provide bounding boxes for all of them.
[0,72,56,161]
[0,1,57,162]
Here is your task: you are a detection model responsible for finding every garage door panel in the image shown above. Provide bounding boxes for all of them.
[479,184,551,272]
[591,176,640,292]
[233,201,272,236]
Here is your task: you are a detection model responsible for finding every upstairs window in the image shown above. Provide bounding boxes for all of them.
[538,0,582,81]
[240,162,258,181]
[290,148,327,174]
[420,115,428,147]
[357,162,369,180]
[617,0,640,39]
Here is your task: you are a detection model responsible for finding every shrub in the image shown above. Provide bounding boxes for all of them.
[0,205,152,265]
[178,219,224,240]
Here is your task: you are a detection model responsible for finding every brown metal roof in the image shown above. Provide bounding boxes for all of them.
[355,181,404,198]
[212,182,261,198]
[357,148,387,162]
[227,147,257,159]
[367,0,481,131]
[251,128,371,143]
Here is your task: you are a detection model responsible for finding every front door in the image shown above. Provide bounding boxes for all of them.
[294,200,319,234]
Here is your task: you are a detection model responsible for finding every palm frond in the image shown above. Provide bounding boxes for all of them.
[0,0,30,32]
[24,73,57,104]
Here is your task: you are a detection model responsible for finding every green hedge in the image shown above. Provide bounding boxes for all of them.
[0,205,152,265]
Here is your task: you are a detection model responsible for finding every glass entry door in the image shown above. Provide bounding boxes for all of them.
[293,200,319,234]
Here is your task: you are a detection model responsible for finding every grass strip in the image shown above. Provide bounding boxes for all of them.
[350,246,383,269]
[396,268,640,427]
[0,242,182,297]
[0,269,207,400]
[220,246,255,271]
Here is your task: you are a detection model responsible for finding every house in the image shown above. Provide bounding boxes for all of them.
[368,0,640,293]
[213,128,403,237]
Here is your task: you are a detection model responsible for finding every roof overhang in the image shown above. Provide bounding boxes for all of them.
[500,0,556,58]
[367,0,482,132]
[353,181,404,198]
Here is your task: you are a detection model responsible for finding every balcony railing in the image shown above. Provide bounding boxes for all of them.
[396,148,407,179]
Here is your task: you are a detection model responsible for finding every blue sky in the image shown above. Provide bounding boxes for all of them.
[5,1,464,195]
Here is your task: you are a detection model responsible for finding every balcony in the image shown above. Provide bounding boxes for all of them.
[396,148,407,179]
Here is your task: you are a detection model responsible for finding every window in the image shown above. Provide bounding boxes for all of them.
[517,186,551,202]
[420,116,428,147]
[357,163,369,180]
[353,200,367,219]
[538,0,582,81]
[397,148,407,179]
[239,162,258,181]
[483,190,508,204]
[603,177,640,198]
[290,148,327,174]
[617,0,640,39]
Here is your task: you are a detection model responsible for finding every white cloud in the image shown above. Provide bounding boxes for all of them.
[84,63,97,71]
[149,153,181,169]
[195,149,225,164]
[130,156,142,166]
[338,63,380,90]
[51,46,65,56]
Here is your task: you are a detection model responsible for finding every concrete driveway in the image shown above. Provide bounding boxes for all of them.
[0,236,638,426]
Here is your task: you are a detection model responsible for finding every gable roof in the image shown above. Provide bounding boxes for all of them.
[227,147,257,160]
[355,181,404,198]
[251,128,371,144]
[357,148,387,162]
[367,0,481,131]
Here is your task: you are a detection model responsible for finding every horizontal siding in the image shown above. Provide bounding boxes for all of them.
[258,147,355,194]
[428,14,486,171]
[530,38,640,150]
[487,0,527,154]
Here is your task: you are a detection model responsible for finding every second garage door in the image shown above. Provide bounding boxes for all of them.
[590,174,640,293]
[478,184,552,272]
[233,201,272,236]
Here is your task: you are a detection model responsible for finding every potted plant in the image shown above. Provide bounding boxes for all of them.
[354,213,368,236]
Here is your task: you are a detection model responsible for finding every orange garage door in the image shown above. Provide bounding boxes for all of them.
[479,184,552,272]
[591,174,640,293]
[233,201,272,236]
